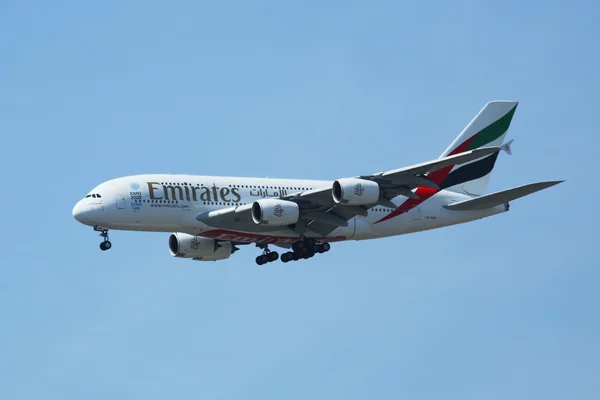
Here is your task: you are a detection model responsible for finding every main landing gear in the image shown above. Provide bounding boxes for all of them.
[280,239,330,263]
[255,240,331,265]
[94,226,112,251]
[256,245,279,266]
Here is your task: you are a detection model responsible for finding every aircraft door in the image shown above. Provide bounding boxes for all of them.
[116,194,126,209]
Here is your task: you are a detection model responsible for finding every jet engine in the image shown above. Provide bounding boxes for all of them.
[251,199,300,226]
[332,178,380,205]
[168,233,234,261]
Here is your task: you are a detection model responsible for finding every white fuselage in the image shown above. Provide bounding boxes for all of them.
[72,174,506,245]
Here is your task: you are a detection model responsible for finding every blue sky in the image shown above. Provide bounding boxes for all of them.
[1,0,598,398]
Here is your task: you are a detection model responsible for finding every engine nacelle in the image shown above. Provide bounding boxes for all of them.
[168,233,233,261]
[251,199,300,226]
[332,178,380,205]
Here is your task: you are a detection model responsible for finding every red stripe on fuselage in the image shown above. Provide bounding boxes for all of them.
[200,229,348,245]
[375,135,477,224]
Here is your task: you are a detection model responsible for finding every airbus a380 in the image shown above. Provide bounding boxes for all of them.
[73,101,562,265]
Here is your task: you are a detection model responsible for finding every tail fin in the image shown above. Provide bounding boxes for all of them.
[439,100,518,197]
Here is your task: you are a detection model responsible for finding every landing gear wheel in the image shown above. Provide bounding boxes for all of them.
[315,243,330,253]
[292,241,304,252]
[255,242,281,265]
[297,249,307,259]
[280,240,331,262]
[256,247,279,265]
[104,241,112,250]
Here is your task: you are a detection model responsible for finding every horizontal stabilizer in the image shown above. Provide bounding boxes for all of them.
[443,181,564,211]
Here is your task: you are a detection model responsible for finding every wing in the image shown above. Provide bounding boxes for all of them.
[197,146,502,236]
[285,146,503,235]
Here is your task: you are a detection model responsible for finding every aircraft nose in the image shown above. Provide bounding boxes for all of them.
[72,200,94,225]
[72,201,83,221]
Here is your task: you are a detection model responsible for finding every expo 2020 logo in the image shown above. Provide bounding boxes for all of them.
[130,182,140,190]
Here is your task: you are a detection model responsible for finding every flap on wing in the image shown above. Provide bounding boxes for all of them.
[443,181,564,211]
[300,212,348,227]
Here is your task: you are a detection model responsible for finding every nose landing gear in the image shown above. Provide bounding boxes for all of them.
[94,226,112,251]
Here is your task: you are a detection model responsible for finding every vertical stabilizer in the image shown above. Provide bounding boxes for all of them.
[438,100,518,197]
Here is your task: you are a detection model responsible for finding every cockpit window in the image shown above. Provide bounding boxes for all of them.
[85,195,91,198]
[92,194,97,198]
[97,194,101,198]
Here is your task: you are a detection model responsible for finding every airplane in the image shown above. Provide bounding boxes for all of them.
[72,100,563,265]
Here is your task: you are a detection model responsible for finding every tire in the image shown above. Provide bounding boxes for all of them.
[104,241,112,250]
[100,242,107,251]
[322,242,331,252]
[256,256,265,266]
[269,252,279,262]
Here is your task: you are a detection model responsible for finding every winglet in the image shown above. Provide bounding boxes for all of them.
[501,139,514,155]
